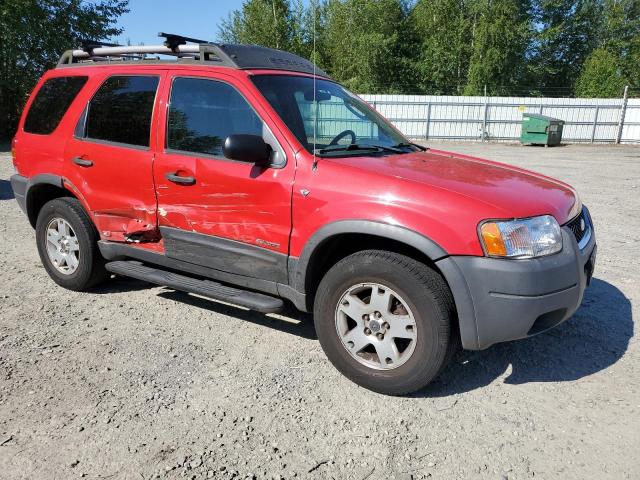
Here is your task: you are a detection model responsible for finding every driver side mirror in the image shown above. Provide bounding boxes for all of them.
[223,134,272,166]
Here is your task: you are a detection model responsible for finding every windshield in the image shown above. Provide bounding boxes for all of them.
[251,75,413,156]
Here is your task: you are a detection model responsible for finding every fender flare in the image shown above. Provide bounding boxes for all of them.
[290,220,449,294]
[27,173,64,190]
[24,174,85,227]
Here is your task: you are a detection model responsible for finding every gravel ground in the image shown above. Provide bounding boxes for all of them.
[0,142,638,480]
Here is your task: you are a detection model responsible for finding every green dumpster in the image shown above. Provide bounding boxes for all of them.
[520,113,564,146]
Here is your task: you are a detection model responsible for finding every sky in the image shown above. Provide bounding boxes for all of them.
[115,0,309,45]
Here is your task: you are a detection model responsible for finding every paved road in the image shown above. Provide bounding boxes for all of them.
[0,143,638,479]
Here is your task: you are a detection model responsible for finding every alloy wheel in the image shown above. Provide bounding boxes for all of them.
[335,283,418,370]
[45,217,80,275]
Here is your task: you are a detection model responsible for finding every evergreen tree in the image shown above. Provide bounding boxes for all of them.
[289,0,328,66]
[218,0,293,50]
[529,0,603,95]
[575,48,627,96]
[464,0,533,96]
[220,0,639,97]
[410,0,471,95]
[0,0,128,139]
[575,0,640,96]
[218,0,326,63]
[598,0,639,87]
[323,0,408,93]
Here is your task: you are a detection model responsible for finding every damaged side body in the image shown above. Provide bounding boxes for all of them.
[92,205,159,243]
[63,138,160,243]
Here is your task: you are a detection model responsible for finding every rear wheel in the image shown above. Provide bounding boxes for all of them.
[36,197,108,291]
[314,250,456,395]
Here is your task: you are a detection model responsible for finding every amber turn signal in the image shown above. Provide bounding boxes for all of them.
[480,222,507,256]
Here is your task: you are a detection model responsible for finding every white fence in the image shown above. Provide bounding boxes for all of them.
[359,94,640,144]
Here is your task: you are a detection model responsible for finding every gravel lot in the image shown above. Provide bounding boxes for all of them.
[0,142,638,480]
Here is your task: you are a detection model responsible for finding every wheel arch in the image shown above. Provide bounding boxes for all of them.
[291,220,449,309]
[25,174,79,228]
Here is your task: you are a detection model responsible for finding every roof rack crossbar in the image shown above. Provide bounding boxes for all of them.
[159,32,208,51]
[77,38,122,53]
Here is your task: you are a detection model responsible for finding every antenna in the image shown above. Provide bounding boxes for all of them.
[312,0,318,171]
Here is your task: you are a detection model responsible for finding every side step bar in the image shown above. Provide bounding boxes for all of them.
[105,260,284,313]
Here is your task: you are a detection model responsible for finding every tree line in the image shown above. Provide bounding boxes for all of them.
[0,0,128,140]
[1,0,638,140]
[220,0,640,98]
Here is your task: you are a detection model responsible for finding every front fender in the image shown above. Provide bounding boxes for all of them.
[290,219,448,294]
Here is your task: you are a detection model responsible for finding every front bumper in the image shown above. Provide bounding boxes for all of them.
[437,207,596,350]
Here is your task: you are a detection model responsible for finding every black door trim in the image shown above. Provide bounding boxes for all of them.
[160,226,288,284]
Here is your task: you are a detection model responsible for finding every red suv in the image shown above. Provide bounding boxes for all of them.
[10,36,596,395]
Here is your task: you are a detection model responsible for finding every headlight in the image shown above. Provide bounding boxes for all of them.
[567,191,582,220]
[479,215,562,258]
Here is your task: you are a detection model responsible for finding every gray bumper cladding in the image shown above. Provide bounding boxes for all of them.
[10,174,28,214]
[437,209,597,350]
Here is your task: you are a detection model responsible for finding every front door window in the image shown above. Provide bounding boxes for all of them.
[167,77,264,157]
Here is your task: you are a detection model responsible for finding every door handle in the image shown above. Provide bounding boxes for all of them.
[72,156,93,167]
[165,172,196,185]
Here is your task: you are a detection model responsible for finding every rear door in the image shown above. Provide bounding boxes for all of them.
[153,72,295,283]
[64,72,164,242]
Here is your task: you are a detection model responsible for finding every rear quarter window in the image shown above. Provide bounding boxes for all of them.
[23,76,88,135]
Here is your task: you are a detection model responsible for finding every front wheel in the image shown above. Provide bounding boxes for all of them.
[314,250,456,395]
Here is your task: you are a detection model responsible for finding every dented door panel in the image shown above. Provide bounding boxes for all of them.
[153,71,296,280]
[63,140,158,241]
[155,155,293,254]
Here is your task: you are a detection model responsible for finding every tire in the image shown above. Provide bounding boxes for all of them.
[35,197,108,291]
[314,250,456,395]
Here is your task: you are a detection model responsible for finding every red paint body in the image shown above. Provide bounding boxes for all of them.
[13,64,577,259]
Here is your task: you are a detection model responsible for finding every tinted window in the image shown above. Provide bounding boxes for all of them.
[251,75,406,153]
[85,76,159,147]
[167,77,263,156]
[24,76,88,134]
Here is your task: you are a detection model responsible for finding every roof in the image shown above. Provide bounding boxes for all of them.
[57,32,330,78]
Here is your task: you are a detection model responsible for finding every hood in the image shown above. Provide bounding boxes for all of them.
[330,148,578,224]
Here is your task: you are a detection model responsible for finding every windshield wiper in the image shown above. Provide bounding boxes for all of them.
[392,142,428,151]
[314,143,405,155]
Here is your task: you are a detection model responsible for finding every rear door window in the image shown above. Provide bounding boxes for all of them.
[83,75,159,147]
[24,76,88,135]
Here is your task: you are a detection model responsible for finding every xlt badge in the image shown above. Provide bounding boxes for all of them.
[256,238,280,249]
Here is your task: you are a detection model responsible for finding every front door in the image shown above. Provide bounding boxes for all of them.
[64,72,163,242]
[153,73,295,283]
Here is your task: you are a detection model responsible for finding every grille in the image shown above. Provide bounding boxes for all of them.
[565,209,588,244]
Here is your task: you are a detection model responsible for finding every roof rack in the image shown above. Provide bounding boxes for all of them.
[77,38,122,50]
[56,32,330,78]
[159,32,208,51]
